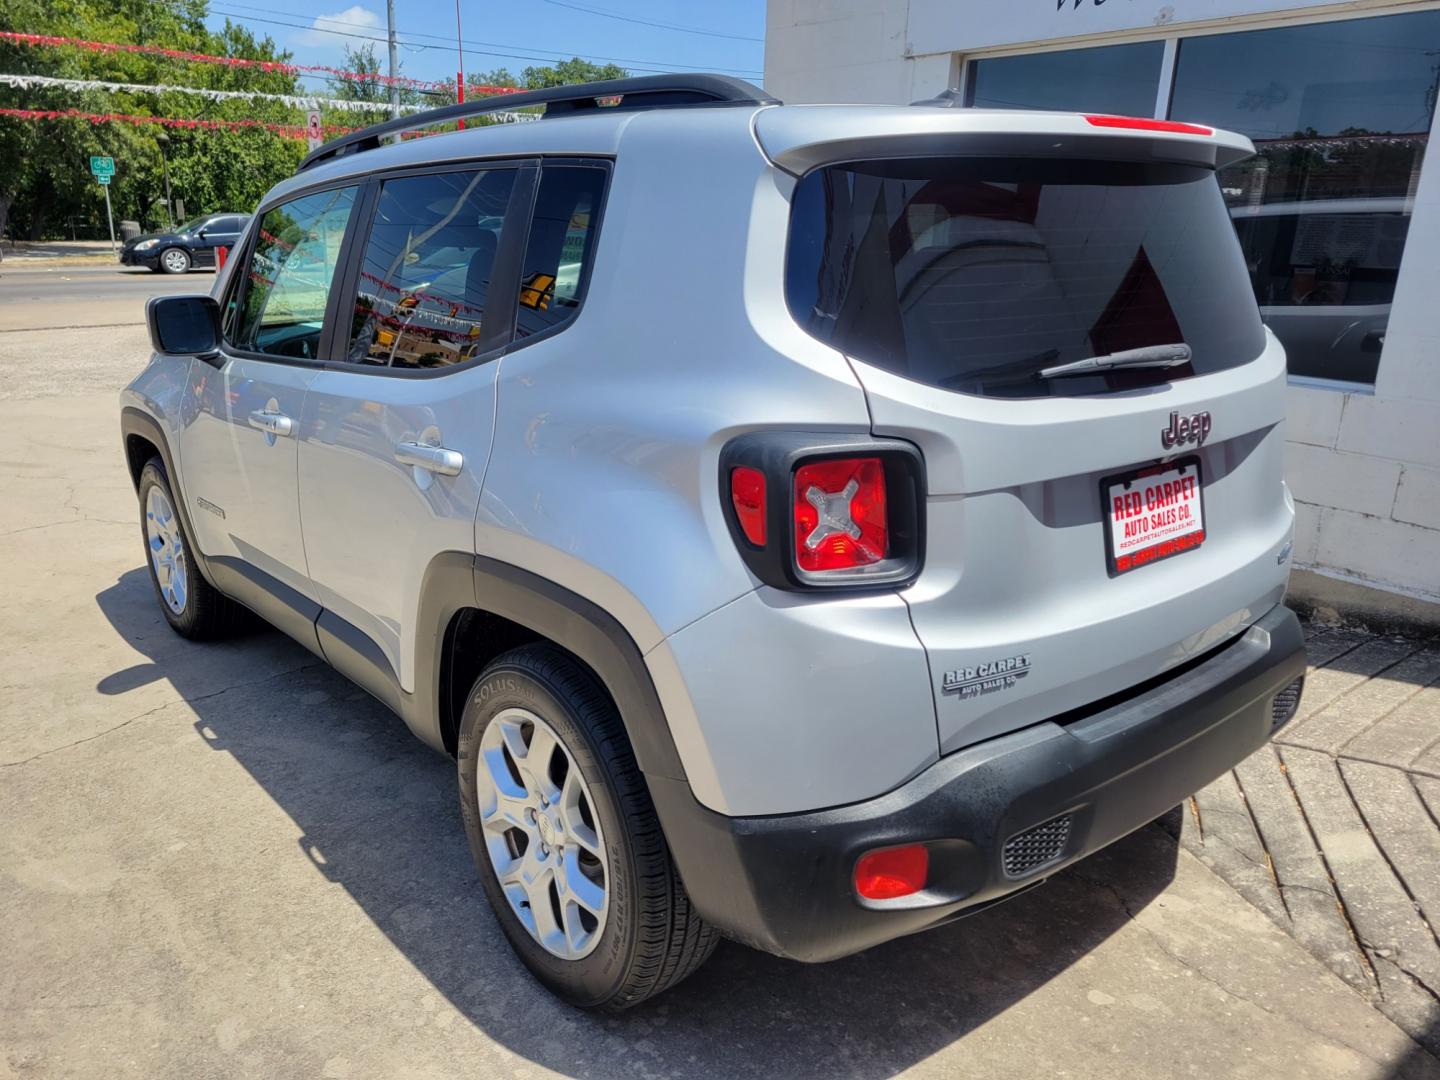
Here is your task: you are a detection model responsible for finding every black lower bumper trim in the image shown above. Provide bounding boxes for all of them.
[650,604,1306,962]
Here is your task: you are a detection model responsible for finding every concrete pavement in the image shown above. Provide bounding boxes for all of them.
[1179,629,1440,1056]
[0,293,1437,1077]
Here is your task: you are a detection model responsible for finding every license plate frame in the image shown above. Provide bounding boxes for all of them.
[1100,456,1206,577]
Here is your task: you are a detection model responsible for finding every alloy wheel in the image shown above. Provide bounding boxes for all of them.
[475,708,609,959]
[145,486,188,614]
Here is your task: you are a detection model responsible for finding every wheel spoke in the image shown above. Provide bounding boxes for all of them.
[480,742,527,802]
[525,726,563,803]
[562,847,606,916]
[562,899,591,954]
[560,770,603,857]
[478,784,530,836]
[526,866,564,949]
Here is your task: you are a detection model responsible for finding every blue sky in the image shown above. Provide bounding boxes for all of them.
[202,0,767,88]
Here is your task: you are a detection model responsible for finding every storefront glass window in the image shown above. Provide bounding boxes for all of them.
[965,42,1164,117]
[1170,11,1440,384]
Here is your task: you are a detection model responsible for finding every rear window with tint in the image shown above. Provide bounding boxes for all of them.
[785,158,1267,398]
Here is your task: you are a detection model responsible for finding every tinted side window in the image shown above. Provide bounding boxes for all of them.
[232,187,357,360]
[346,169,516,369]
[515,165,606,340]
[214,217,243,234]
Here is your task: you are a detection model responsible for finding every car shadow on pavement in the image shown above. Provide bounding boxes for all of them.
[96,567,1186,1077]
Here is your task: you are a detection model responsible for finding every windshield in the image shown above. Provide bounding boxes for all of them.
[785,157,1267,399]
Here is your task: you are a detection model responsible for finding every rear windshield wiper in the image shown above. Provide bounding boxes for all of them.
[1037,343,1192,379]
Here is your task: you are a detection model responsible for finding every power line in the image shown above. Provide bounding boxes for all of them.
[194,1,763,76]
[534,0,763,43]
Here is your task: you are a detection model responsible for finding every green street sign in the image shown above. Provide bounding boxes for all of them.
[89,155,115,177]
[96,174,111,185]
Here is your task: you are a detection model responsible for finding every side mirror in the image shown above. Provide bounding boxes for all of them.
[147,295,221,358]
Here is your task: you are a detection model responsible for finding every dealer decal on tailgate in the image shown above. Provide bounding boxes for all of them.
[1102,457,1206,576]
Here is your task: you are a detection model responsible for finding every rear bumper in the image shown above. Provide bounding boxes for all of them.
[649,603,1306,962]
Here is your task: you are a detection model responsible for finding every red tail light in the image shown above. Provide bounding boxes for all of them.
[729,466,767,547]
[1084,114,1213,136]
[794,457,888,572]
[855,844,929,900]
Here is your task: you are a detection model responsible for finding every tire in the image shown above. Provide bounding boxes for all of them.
[137,458,246,640]
[458,644,719,1011]
[159,247,190,274]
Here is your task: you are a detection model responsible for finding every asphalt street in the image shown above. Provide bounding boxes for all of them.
[0,264,211,330]
[0,268,1436,1079]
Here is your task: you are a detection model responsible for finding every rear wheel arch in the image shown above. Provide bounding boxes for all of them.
[430,557,688,787]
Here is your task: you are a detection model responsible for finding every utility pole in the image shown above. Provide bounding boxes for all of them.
[155,132,174,228]
[386,0,400,121]
[455,0,465,129]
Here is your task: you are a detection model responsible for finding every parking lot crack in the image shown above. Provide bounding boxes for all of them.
[1,663,325,767]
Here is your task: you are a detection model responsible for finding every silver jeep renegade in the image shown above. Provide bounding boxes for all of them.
[121,75,1308,1010]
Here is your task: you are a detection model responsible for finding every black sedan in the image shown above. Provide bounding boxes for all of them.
[119,213,249,274]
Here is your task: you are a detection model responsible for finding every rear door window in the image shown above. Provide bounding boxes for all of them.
[785,158,1267,398]
[514,164,607,341]
[231,186,358,360]
[346,167,518,369]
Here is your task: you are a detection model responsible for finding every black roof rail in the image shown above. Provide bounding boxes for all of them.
[299,73,780,171]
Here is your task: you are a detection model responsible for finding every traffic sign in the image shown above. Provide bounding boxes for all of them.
[305,110,323,151]
[90,155,115,177]
[96,174,111,185]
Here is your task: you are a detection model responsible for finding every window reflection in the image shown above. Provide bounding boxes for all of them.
[966,42,1164,117]
[348,169,516,369]
[233,187,356,360]
[514,166,607,340]
[1171,10,1440,383]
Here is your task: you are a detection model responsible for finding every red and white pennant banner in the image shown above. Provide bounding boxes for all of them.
[0,106,358,140]
[0,72,433,113]
[0,30,521,97]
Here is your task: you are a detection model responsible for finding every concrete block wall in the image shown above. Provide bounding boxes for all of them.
[1286,386,1440,605]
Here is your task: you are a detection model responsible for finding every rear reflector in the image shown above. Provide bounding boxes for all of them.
[855,844,929,900]
[1084,114,1214,136]
[794,457,888,572]
[730,466,767,547]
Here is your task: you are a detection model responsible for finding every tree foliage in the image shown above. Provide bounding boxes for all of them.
[0,3,629,240]
[466,57,627,97]
[0,0,304,239]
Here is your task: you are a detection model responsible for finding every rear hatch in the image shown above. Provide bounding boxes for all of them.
[761,108,1295,753]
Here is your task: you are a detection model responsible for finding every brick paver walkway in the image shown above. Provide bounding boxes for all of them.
[1173,622,1440,1057]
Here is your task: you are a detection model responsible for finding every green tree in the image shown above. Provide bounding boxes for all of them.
[463,57,628,103]
[0,1,306,240]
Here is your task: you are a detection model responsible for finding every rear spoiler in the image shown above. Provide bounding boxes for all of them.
[754,106,1255,176]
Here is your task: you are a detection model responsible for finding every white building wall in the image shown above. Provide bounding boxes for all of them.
[764,0,1440,612]
[764,0,954,104]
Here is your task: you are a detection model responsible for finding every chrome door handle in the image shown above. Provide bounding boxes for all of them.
[395,441,463,477]
[248,410,294,437]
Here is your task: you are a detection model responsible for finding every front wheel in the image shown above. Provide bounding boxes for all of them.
[458,645,718,1010]
[159,247,190,274]
[137,458,245,639]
